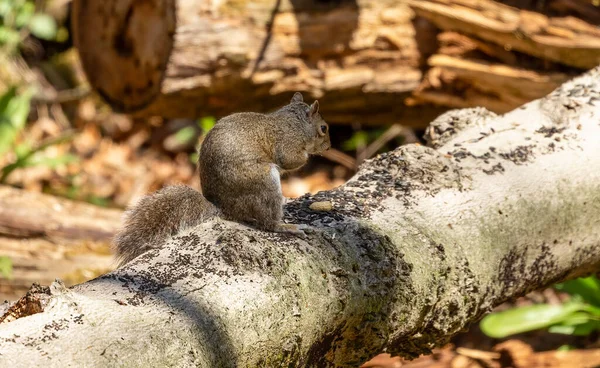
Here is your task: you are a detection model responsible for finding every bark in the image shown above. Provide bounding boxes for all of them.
[0,186,121,300]
[408,0,600,69]
[1,68,600,367]
[72,0,600,125]
[72,0,447,126]
[411,54,572,113]
[408,0,600,112]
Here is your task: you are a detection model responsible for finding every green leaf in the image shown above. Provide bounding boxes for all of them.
[0,122,17,156]
[14,141,31,159]
[1,131,75,183]
[480,302,588,338]
[342,131,369,151]
[55,26,68,43]
[189,152,198,164]
[174,126,196,145]
[28,13,57,40]
[0,88,31,156]
[0,256,12,279]
[556,311,593,326]
[0,87,17,114]
[1,154,78,184]
[555,276,600,307]
[0,0,13,17]
[0,26,21,48]
[549,320,600,336]
[23,153,78,168]
[198,116,216,133]
[4,89,32,130]
[14,2,34,28]
[86,195,109,207]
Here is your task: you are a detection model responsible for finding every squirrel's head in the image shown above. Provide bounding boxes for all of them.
[290,92,331,155]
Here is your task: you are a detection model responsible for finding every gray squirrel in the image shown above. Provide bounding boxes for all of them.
[113,92,331,265]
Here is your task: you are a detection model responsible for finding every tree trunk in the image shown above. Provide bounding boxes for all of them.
[72,0,600,125]
[1,67,599,366]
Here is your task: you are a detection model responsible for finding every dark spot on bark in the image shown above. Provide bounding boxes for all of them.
[499,145,535,165]
[536,126,566,138]
[113,5,135,57]
[44,319,70,331]
[483,163,505,175]
[526,243,558,288]
[498,248,527,294]
[498,243,561,300]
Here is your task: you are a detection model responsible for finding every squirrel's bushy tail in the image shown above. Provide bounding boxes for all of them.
[113,185,219,265]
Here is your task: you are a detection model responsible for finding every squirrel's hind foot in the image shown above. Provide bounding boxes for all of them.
[274,223,311,239]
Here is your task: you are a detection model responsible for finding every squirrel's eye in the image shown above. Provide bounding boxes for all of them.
[320,125,328,134]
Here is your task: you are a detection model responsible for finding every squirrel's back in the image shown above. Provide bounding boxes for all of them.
[113,92,329,264]
[113,185,219,265]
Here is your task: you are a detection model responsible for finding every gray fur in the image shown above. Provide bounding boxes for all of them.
[113,93,330,265]
[199,93,330,230]
[113,185,219,265]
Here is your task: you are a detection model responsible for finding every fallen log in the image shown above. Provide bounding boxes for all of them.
[409,0,600,70]
[1,65,599,366]
[72,0,447,126]
[0,186,121,301]
[410,54,572,112]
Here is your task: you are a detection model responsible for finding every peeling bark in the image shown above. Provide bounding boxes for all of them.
[1,68,600,366]
[409,0,600,69]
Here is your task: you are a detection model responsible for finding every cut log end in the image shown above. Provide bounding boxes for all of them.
[72,0,177,112]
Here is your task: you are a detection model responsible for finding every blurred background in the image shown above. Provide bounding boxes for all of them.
[0,0,599,367]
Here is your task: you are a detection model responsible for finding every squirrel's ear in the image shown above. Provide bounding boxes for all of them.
[310,100,319,116]
[291,92,303,103]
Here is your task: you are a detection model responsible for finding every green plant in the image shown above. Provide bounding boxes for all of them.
[342,130,379,152]
[189,116,216,163]
[0,0,62,53]
[481,276,600,338]
[0,87,77,183]
[198,116,216,134]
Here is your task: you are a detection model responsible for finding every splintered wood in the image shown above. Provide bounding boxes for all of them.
[409,0,600,113]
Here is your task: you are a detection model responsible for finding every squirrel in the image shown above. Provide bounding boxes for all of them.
[113,92,331,265]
